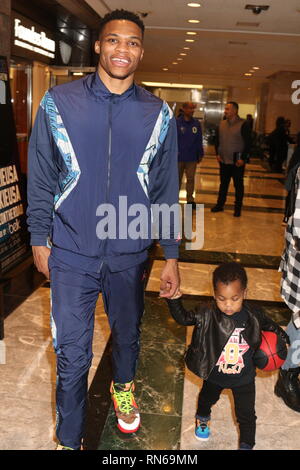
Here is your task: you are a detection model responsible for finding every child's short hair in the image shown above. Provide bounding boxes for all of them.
[213,262,248,290]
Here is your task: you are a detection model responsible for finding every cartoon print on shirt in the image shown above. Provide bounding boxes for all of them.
[216,328,249,374]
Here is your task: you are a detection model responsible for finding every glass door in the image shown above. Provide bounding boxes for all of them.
[9,62,32,174]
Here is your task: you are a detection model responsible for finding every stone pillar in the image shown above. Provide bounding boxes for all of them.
[0,0,11,59]
[264,71,300,134]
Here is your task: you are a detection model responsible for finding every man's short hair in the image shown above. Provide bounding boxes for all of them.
[227,101,239,112]
[182,102,195,108]
[99,9,145,38]
[213,262,248,290]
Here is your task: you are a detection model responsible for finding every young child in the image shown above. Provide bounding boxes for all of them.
[166,262,289,450]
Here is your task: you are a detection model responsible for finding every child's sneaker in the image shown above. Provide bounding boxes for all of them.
[195,420,210,441]
[239,442,253,450]
[111,381,140,433]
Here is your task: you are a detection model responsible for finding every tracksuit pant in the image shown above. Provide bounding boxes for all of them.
[178,161,198,203]
[217,162,245,211]
[48,254,147,449]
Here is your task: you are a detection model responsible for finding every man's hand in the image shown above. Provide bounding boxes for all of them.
[216,155,223,163]
[159,259,180,298]
[32,246,51,279]
[236,159,245,167]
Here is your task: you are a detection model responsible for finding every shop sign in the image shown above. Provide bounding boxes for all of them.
[14,18,56,59]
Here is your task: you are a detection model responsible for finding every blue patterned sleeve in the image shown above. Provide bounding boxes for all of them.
[27,94,59,246]
[148,106,180,259]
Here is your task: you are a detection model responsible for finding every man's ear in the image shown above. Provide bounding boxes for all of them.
[140,48,144,62]
[243,288,248,299]
[94,40,100,54]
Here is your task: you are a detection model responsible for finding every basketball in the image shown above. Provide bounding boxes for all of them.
[253,331,288,371]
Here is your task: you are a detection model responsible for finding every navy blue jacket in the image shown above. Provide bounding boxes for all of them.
[27,73,180,272]
[177,116,204,162]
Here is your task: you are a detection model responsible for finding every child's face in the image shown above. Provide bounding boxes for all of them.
[214,280,247,315]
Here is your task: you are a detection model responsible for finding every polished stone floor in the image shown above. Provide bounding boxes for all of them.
[0,150,299,450]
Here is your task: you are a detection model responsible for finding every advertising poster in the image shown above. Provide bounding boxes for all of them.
[0,56,29,275]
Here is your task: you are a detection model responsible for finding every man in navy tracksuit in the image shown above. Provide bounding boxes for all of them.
[27,10,180,450]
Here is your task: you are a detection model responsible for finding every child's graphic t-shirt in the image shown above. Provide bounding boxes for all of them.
[208,308,256,388]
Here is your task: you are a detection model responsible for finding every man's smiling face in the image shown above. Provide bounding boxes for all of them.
[95,19,144,81]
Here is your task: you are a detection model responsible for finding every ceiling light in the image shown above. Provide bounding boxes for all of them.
[244,73,252,76]
[183,47,190,50]
[253,66,260,69]
[187,2,201,6]
[162,68,168,71]
[172,62,178,65]
[186,31,197,35]
[180,53,187,56]
[177,58,183,61]
[188,19,200,23]
[185,39,195,42]
[142,82,203,89]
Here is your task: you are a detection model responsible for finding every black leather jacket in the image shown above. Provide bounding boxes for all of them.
[167,298,289,380]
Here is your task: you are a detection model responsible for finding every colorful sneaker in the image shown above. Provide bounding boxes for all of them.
[111,381,140,433]
[195,421,210,441]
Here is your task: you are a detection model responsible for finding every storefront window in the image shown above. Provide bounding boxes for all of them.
[10,61,32,175]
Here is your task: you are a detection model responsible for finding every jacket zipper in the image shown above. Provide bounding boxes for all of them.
[106,97,113,203]
[99,97,113,271]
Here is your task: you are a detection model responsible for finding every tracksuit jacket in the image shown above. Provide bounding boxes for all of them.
[27,72,180,270]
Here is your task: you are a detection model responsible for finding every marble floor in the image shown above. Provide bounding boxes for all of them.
[0,152,299,451]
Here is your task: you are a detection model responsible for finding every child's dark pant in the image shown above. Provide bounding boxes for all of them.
[196,380,256,448]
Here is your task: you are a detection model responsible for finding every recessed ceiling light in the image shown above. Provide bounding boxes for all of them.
[188,19,200,23]
[244,73,252,76]
[162,68,168,71]
[183,47,190,50]
[253,66,260,70]
[185,39,195,42]
[250,69,255,72]
[180,53,187,56]
[186,31,197,35]
[187,2,201,6]
[172,62,178,65]
[142,81,203,89]
[177,58,183,61]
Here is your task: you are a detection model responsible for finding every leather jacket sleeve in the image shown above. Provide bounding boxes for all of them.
[259,310,290,345]
[166,298,200,326]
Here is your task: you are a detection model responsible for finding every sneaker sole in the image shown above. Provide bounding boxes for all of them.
[117,421,140,434]
[195,434,210,441]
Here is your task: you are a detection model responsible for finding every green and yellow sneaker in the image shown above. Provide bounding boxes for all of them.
[110,381,140,433]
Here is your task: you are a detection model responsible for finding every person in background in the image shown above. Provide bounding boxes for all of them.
[277,159,300,412]
[246,114,254,131]
[211,102,252,217]
[177,102,204,210]
[268,116,292,173]
[283,132,300,224]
